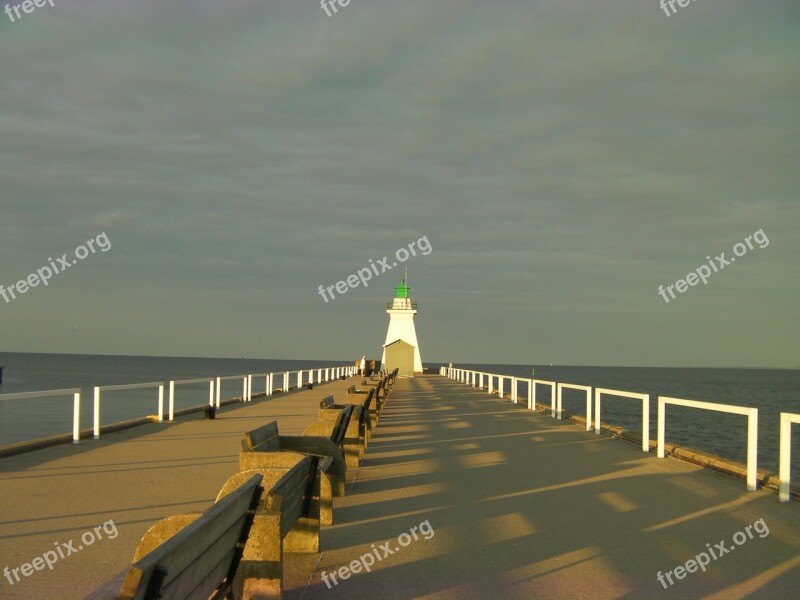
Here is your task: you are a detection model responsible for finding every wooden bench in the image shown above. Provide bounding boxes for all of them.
[302,404,357,469]
[241,421,346,526]
[319,396,365,468]
[347,385,380,432]
[359,388,375,447]
[217,458,320,599]
[85,474,263,600]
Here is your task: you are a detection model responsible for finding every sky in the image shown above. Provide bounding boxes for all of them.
[0,0,798,368]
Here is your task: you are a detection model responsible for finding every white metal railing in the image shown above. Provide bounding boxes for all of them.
[531,379,556,414]
[168,378,215,421]
[215,375,248,408]
[9,364,352,446]
[658,396,758,491]
[779,412,800,502]
[0,388,82,444]
[444,367,789,498]
[93,381,164,439]
[594,388,650,452]
[247,372,273,401]
[557,383,592,430]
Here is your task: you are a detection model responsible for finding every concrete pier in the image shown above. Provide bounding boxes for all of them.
[0,376,357,599]
[1,375,799,599]
[299,376,800,599]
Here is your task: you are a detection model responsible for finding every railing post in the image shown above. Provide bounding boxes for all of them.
[209,380,215,406]
[297,371,302,388]
[511,377,517,403]
[215,377,221,408]
[779,413,792,502]
[498,376,504,399]
[657,398,666,458]
[594,389,601,434]
[556,384,562,419]
[527,379,533,410]
[746,409,758,491]
[72,392,80,444]
[157,384,164,422]
[585,388,591,430]
[488,375,493,395]
[93,386,101,439]
[284,371,289,391]
[169,380,175,421]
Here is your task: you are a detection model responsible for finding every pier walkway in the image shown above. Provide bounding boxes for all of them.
[298,375,800,599]
[1,375,799,599]
[0,375,357,599]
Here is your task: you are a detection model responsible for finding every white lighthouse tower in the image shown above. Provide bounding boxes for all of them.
[381,270,423,375]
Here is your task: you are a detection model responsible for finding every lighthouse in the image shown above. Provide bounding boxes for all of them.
[381,271,422,376]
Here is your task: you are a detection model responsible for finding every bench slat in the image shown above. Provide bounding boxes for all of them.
[266,457,314,539]
[243,422,279,451]
[117,474,262,600]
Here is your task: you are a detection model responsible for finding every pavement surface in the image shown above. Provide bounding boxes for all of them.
[294,375,800,600]
[1,374,799,599]
[0,374,359,599]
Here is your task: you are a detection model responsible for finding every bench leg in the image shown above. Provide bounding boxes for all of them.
[320,474,333,526]
[284,515,319,553]
[237,515,282,600]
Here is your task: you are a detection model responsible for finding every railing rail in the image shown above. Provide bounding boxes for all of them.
[168,378,215,421]
[594,387,650,452]
[557,383,592,430]
[93,382,164,439]
[0,388,81,444]
[215,375,248,408]
[531,379,556,414]
[658,396,758,491]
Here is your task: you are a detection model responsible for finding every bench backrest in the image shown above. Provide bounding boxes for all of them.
[266,455,319,538]
[329,405,355,446]
[319,395,335,410]
[242,421,281,453]
[119,474,263,600]
[359,389,374,428]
